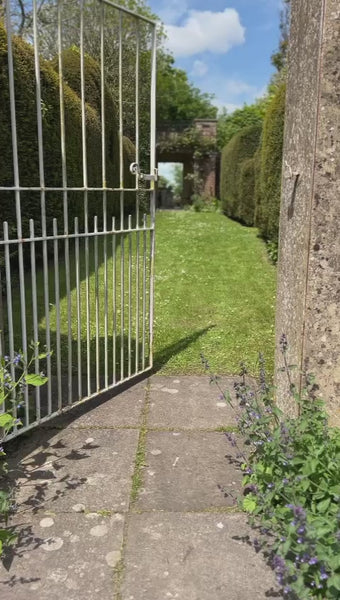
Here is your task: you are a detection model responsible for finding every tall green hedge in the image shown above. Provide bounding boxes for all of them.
[51,48,120,190]
[255,83,286,242]
[220,124,262,225]
[239,157,256,227]
[0,24,136,239]
[253,145,263,231]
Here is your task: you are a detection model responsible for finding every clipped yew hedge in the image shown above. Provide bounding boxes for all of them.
[239,157,256,227]
[255,83,286,243]
[220,124,262,225]
[0,24,136,239]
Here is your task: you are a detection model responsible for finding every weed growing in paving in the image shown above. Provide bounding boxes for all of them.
[0,346,49,556]
[202,339,340,599]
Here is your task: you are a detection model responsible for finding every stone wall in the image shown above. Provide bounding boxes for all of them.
[275,0,340,424]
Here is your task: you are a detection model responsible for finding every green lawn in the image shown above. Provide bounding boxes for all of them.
[153,210,277,376]
[8,210,276,382]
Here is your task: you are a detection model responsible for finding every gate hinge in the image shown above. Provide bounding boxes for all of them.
[130,163,158,182]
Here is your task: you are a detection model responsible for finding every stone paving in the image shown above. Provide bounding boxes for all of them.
[0,376,278,599]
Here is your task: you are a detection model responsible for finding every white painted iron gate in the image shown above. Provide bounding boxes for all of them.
[0,0,157,440]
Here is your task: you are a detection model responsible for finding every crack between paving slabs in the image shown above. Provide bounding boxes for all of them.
[112,379,244,599]
[113,376,152,599]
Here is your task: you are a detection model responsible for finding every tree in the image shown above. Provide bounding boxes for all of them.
[172,163,183,197]
[3,0,217,164]
[158,174,170,188]
[217,99,267,150]
[271,0,291,72]
[157,53,217,124]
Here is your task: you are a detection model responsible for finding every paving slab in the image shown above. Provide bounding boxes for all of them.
[6,428,139,513]
[121,512,278,600]
[0,511,124,600]
[136,431,243,511]
[41,380,147,429]
[148,375,237,430]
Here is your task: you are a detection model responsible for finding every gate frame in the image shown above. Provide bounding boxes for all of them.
[1,0,157,441]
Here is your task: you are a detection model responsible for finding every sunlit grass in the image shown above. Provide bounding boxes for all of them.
[153,210,277,376]
[8,210,276,381]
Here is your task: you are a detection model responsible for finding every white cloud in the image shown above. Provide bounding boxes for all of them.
[224,79,256,96]
[210,79,267,114]
[165,9,245,58]
[158,0,189,26]
[213,99,242,114]
[191,60,208,78]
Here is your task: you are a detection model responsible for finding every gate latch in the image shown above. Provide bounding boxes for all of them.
[130,163,158,183]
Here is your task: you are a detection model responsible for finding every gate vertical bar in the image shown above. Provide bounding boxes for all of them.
[29,220,40,421]
[3,222,16,427]
[100,1,109,388]
[128,214,132,378]
[118,10,125,381]
[75,217,82,399]
[58,0,73,405]
[80,0,91,397]
[94,216,100,390]
[142,213,146,370]
[135,20,140,374]
[33,0,52,416]
[6,0,29,425]
[53,219,62,410]
[112,216,117,384]
[149,23,157,369]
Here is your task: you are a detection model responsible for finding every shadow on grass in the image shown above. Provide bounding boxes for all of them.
[152,325,215,374]
[16,324,214,424]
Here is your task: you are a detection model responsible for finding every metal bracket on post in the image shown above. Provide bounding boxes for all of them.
[130,163,158,183]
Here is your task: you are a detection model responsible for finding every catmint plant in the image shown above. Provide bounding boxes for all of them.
[202,340,340,599]
[0,344,49,557]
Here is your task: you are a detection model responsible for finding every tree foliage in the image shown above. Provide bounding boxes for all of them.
[271,0,291,72]
[2,0,217,155]
[157,53,217,124]
[217,100,267,150]
[172,163,183,197]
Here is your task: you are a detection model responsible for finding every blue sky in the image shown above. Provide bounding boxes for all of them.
[149,0,283,113]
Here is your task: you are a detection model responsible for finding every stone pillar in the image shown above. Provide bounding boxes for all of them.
[183,159,194,202]
[275,0,340,424]
[198,153,218,198]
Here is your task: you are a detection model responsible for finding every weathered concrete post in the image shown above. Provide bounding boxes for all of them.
[275,0,340,423]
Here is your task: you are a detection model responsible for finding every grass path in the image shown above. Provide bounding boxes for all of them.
[153,210,277,376]
[8,210,276,380]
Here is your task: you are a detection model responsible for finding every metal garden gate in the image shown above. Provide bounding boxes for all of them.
[0,0,157,440]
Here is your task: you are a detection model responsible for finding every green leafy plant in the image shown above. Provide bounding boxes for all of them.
[203,336,340,599]
[191,195,221,213]
[0,346,49,557]
[266,240,279,264]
